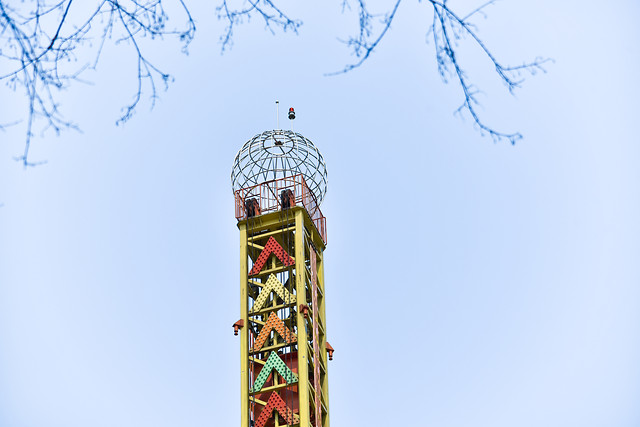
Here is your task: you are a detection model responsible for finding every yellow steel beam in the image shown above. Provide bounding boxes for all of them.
[248,356,266,365]
[294,208,311,426]
[316,247,330,427]
[249,341,293,356]
[239,222,249,427]
[247,225,296,241]
[248,318,266,326]
[238,211,291,235]
[239,207,325,250]
[248,279,265,288]
[306,341,326,374]
[250,302,296,317]
[247,241,265,251]
[249,396,267,406]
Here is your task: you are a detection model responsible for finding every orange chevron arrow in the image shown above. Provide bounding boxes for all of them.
[255,391,299,427]
[249,237,294,276]
[251,312,297,352]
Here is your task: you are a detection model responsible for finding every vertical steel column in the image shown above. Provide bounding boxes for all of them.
[239,222,249,427]
[317,251,330,427]
[294,209,311,426]
[310,247,322,427]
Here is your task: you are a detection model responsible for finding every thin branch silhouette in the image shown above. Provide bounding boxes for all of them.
[333,0,551,143]
[1,0,550,168]
[0,0,195,166]
[215,0,301,52]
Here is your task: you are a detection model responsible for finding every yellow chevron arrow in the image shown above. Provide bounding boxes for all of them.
[252,274,296,312]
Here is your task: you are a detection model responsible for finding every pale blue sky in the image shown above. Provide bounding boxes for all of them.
[1,1,639,426]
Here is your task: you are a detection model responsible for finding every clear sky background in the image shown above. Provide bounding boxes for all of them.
[1,1,639,426]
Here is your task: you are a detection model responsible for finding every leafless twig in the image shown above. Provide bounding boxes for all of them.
[333,0,551,144]
[0,0,195,166]
[1,0,550,169]
[215,0,301,52]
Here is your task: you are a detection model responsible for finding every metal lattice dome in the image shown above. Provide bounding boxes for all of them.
[231,130,328,205]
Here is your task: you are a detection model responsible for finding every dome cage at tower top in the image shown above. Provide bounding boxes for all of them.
[231,130,328,206]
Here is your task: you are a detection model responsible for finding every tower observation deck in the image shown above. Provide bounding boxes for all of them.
[231,127,333,427]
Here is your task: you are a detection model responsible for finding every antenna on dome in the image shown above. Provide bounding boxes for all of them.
[275,100,280,129]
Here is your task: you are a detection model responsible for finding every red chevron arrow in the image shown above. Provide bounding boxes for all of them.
[255,391,298,427]
[249,237,294,276]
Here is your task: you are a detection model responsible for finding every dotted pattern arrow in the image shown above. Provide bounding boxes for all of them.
[255,392,299,427]
[251,312,297,352]
[249,237,294,276]
[251,351,298,393]
[252,274,296,312]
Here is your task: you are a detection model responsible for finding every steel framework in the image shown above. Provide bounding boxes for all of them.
[236,205,330,427]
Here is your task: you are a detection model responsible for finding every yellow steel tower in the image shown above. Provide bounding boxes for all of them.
[231,127,332,427]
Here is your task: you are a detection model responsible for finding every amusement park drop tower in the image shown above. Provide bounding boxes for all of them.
[231,111,333,427]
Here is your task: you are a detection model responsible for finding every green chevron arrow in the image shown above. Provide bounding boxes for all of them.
[251,351,298,393]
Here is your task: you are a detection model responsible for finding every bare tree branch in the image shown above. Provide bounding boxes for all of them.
[215,0,301,52]
[326,0,402,75]
[0,0,195,166]
[1,0,550,169]
[331,0,551,144]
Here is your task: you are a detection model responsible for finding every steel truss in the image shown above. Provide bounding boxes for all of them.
[238,207,330,427]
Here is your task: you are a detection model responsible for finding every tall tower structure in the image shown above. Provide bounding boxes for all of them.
[231,126,333,427]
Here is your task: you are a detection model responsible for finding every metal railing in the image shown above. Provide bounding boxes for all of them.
[234,174,327,243]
